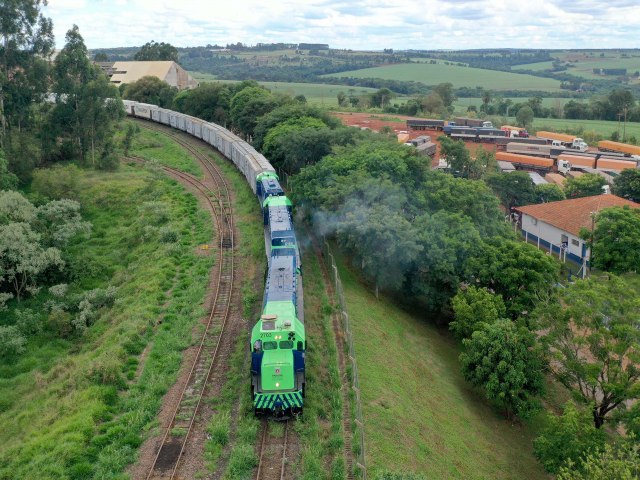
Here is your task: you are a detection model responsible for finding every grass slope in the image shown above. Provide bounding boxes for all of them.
[0,164,215,479]
[326,63,563,91]
[333,250,547,479]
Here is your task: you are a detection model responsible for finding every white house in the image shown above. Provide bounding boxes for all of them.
[515,194,639,266]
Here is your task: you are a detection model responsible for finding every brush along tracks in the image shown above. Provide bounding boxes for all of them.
[132,123,236,479]
[311,239,356,480]
[256,420,291,480]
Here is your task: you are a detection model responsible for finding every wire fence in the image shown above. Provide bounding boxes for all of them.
[323,240,367,480]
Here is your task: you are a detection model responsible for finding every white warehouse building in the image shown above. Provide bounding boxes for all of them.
[515,194,639,266]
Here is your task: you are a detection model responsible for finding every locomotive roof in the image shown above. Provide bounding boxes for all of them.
[268,205,294,234]
[265,255,297,303]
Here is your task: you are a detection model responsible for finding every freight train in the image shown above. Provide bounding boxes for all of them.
[122,100,305,417]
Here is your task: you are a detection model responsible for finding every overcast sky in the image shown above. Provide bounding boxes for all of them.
[44,0,640,50]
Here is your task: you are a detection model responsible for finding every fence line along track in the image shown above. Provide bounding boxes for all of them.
[256,420,289,480]
[131,123,236,480]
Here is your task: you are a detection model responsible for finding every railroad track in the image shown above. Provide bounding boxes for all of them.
[256,420,289,480]
[132,123,236,480]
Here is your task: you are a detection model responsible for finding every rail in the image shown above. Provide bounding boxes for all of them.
[133,123,237,480]
[255,420,289,480]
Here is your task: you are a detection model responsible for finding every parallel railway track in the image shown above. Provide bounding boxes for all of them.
[132,121,236,480]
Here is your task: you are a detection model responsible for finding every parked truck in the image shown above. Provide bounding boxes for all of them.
[406,119,447,131]
[454,117,494,128]
[406,135,437,157]
[506,142,566,158]
[536,131,588,152]
[597,140,640,157]
[557,153,639,171]
[501,125,529,138]
[495,151,555,172]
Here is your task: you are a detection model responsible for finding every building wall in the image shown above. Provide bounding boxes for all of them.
[163,63,198,90]
[520,213,589,264]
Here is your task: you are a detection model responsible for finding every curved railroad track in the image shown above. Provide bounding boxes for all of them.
[256,420,290,480]
[133,122,236,480]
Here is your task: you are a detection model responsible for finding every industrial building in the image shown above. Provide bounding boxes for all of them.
[97,61,198,90]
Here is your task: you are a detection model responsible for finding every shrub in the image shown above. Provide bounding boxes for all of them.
[0,325,27,358]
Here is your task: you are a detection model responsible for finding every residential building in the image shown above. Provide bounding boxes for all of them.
[515,194,639,266]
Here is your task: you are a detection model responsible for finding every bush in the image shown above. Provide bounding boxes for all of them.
[534,402,606,473]
[450,286,505,339]
[0,325,27,358]
[48,308,74,338]
[31,165,82,200]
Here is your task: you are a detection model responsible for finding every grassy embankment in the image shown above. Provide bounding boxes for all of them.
[0,139,215,479]
[332,250,549,480]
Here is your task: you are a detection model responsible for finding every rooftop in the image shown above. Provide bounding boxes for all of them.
[515,194,639,236]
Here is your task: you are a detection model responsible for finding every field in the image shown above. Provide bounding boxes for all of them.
[454,96,570,111]
[514,50,640,84]
[190,72,398,106]
[325,63,563,91]
[512,117,640,140]
[333,250,547,479]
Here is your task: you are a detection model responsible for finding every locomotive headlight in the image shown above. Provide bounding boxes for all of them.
[275,382,280,388]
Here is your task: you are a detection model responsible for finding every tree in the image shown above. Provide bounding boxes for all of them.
[588,206,640,274]
[450,286,506,339]
[469,147,497,180]
[121,122,139,157]
[432,82,455,108]
[533,402,606,473]
[371,88,394,109]
[0,0,53,145]
[409,211,482,311]
[535,183,566,203]
[558,442,640,480]
[0,149,18,190]
[516,105,534,128]
[612,168,640,202]
[485,171,537,210]
[460,319,544,418]
[50,26,124,165]
[173,82,232,124]
[123,76,177,108]
[565,173,607,198]
[229,86,280,139]
[134,40,178,62]
[470,239,560,319]
[438,136,472,177]
[337,91,347,107]
[0,325,26,358]
[536,275,640,428]
[421,92,444,114]
[93,52,108,62]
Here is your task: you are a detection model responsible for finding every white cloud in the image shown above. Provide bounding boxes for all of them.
[44,0,640,50]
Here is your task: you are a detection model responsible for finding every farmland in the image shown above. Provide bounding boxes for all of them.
[326,63,563,91]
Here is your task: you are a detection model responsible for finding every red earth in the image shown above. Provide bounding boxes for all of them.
[331,112,499,165]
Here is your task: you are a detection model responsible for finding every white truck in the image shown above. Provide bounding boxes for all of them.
[551,138,588,153]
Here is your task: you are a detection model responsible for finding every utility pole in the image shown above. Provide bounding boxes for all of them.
[623,105,628,142]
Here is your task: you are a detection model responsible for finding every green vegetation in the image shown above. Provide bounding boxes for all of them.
[130,124,203,177]
[0,164,215,478]
[134,40,178,62]
[589,206,640,274]
[327,63,563,91]
[333,250,547,479]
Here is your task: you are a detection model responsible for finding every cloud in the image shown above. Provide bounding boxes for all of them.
[43,0,640,50]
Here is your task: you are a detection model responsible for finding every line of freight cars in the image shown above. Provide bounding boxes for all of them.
[122,100,305,417]
[496,151,638,175]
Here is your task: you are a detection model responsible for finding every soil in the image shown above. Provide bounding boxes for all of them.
[330,111,499,166]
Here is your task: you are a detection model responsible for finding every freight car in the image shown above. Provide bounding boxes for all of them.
[406,119,447,131]
[597,140,640,158]
[124,100,305,417]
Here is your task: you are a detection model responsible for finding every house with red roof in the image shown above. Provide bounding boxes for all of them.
[514,194,639,266]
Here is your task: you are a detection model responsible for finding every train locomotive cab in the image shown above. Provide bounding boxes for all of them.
[251,256,305,418]
[256,172,283,204]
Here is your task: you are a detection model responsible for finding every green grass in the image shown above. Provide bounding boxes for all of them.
[130,122,203,177]
[189,74,387,106]
[0,163,215,479]
[454,96,570,110]
[332,249,548,479]
[325,63,563,91]
[506,117,640,141]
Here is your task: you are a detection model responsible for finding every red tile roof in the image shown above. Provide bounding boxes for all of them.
[515,195,639,236]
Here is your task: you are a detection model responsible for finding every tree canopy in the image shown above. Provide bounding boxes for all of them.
[564,173,607,199]
[123,76,177,108]
[133,40,178,62]
[536,275,640,428]
[589,206,640,274]
[612,168,640,203]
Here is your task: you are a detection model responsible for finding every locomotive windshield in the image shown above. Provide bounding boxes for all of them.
[279,341,294,349]
[263,341,278,350]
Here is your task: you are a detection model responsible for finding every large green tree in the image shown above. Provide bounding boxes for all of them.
[438,136,473,178]
[432,82,455,108]
[229,86,282,139]
[0,0,53,145]
[133,40,178,62]
[612,168,640,202]
[461,319,545,418]
[486,171,537,210]
[123,76,177,108]
[534,401,606,474]
[558,441,640,480]
[49,25,123,166]
[470,238,560,319]
[565,173,607,198]
[536,275,640,428]
[450,286,506,339]
[588,206,640,274]
[173,82,232,124]
[516,105,534,128]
